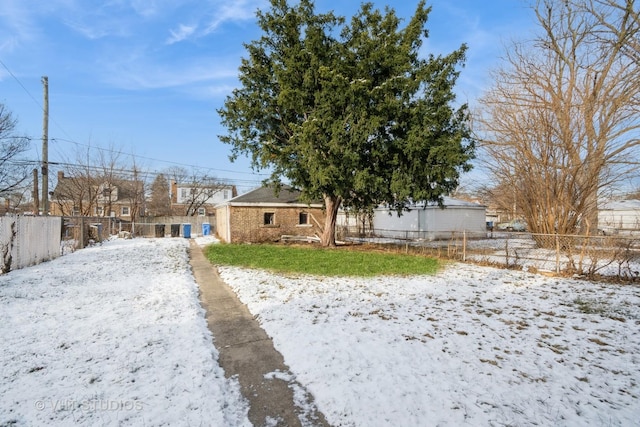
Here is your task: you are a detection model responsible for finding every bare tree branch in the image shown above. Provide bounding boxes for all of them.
[477,0,640,241]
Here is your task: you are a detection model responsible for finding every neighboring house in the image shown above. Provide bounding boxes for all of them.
[170,181,237,216]
[345,197,486,241]
[598,199,640,234]
[51,171,145,219]
[1,193,37,216]
[215,185,325,243]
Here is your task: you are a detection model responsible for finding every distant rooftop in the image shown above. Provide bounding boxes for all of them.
[229,184,321,205]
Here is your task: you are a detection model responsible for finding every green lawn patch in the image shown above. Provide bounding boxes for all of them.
[204,243,440,277]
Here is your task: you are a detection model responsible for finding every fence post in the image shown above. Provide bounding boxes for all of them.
[555,234,560,274]
[463,230,467,262]
[79,216,85,249]
[505,237,509,267]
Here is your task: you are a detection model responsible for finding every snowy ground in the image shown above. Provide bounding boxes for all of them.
[219,254,640,426]
[0,237,250,427]
[2,236,640,426]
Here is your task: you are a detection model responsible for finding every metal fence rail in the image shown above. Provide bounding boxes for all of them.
[340,228,640,281]
[61,216,216,248]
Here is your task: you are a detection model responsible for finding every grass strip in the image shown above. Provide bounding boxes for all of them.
[205,243,440,277]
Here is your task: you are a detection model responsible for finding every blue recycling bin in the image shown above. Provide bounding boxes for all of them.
[183,223,191,238]
[202,223,211,236]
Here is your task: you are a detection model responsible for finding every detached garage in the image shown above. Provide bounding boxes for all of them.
[372,197,486,240]
[215,185,325,243]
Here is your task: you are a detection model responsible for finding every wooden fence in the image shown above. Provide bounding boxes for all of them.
[0,215,62,273]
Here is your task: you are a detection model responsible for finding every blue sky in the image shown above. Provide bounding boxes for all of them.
[0,0,534,193]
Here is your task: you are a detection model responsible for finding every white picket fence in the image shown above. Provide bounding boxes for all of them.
[0,215,62,273]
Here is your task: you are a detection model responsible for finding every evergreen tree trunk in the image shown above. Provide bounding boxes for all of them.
[321,194,341,247]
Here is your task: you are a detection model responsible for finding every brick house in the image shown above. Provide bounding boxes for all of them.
[215,185,325,243]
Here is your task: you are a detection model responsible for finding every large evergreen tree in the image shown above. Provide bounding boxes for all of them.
[219,0,474,246]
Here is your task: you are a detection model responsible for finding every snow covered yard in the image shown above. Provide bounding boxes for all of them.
[0,238,250,426]
[218,262,640,426]
[2,236,639,426]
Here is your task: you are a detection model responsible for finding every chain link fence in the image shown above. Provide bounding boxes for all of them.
[339,227,640,281]
[61,216,216,250]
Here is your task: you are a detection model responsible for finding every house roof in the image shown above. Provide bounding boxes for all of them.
[432,196,485,208]
[52,173,142,201]
[600,199,640,210]
[225,184,322,206]
[174,182,236,190]
[376,197,485,210]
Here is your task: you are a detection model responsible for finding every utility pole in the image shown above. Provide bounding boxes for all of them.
[41,76,49,216]
[32,168,39,214]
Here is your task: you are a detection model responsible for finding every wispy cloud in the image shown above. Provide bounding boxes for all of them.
[164,0,266,45]
[129,0,163,18]
[166,23,197,45]
[0,0,42,53]
[203,0,267,35]
[101,53,239,92]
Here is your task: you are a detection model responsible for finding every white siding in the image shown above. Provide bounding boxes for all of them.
[599,210,640,230]
[373,204,486,240]
[176,186,233,205]
[598,200,640,231]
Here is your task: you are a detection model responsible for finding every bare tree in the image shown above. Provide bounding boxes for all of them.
[95,145,124,218]
[51,144,145,221]
[51,146,100,216]
[0,103,30,197]
[165,167,225,216]
[476,0,640,240]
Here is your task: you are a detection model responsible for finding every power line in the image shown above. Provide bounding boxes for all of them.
[49,137,268,178]
[6,158,264,189]
[0,59,265,189]
[12,134,266,184]
[0,58,43,113]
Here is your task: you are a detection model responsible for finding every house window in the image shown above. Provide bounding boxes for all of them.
[223,190,229,200]
[197,207,206,216]
[299,212,309,225]
[264,212,275,225]
[72,208,80,216]
[96,206,104,216]
[121,206,130,216]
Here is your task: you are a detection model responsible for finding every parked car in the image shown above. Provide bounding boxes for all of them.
[496,219,527,232]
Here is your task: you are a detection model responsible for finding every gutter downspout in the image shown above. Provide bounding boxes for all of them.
[226,204,231,243]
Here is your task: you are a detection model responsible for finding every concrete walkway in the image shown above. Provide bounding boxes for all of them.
[188,241,330,427]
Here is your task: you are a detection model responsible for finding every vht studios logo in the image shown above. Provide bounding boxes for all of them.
[34,398,143,412]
